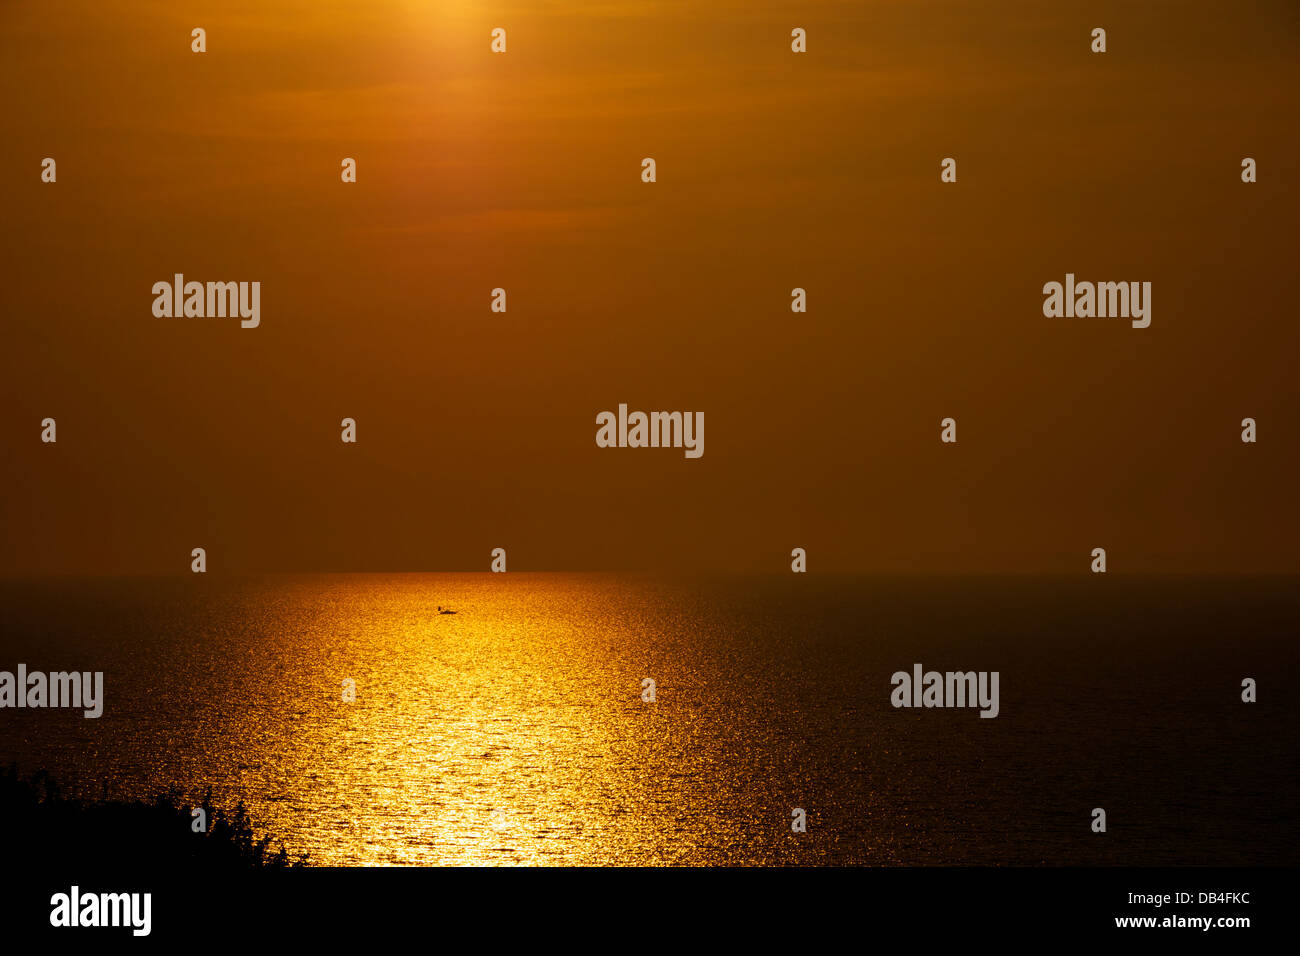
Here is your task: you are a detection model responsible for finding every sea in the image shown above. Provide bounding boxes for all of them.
[1,573,1295,866]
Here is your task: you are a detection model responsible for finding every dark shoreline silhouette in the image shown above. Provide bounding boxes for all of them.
[1,764,307,868]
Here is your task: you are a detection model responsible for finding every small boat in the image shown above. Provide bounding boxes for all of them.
[437,606,457,615]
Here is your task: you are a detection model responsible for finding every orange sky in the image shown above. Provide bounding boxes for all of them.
[2,0,1298,574]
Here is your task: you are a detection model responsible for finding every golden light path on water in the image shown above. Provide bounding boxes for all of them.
[202,573,806,866]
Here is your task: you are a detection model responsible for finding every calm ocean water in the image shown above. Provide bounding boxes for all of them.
[0,573,1295,865]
